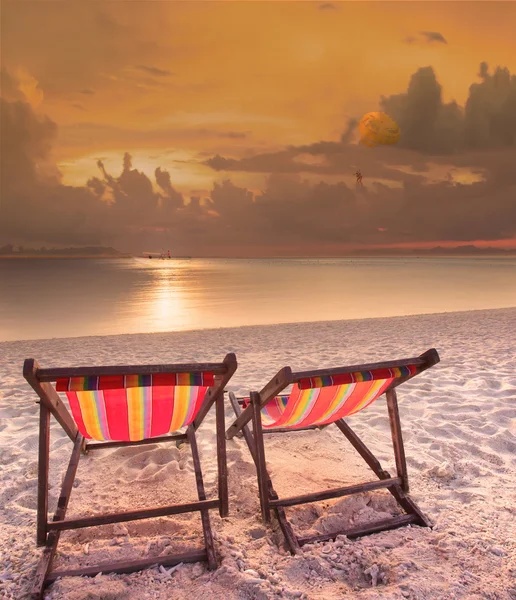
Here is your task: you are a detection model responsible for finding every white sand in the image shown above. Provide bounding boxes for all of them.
[1,308,515,600]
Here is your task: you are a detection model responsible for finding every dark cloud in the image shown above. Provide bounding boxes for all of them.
[420,31,448,44]
[381,63,516,154]
[464,62,516,148]
[380,66,464,154]
[78,89,96,95]
[1,65,515,254]
[201,63,515,175]
[404,31,448,45]
[71,103,86,111]
[0,72,192,248]
[155,167,184,209]
[190,129,248,140]
[319,3,337,10]
[0,95,107,246]
[133,64,174,77]
[1,68,27,102]
[218,131,247,139]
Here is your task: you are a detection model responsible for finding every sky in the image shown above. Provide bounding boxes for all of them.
[1,1,516,256]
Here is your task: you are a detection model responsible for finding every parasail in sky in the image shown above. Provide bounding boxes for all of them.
[358,112,400,148]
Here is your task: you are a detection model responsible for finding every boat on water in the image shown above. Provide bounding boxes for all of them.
[142,251,191,260]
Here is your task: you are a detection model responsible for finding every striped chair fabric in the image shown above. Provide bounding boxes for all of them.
[246,365,416,430]
[56,372,215,442]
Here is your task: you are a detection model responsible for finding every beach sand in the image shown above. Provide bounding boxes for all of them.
[1,308,515,600]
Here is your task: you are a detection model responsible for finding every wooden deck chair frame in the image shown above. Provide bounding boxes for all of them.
[23,353,237,600]
[226,349,439,553]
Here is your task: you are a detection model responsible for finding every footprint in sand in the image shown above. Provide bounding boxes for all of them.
[109,444,161,459]
[119,446,182,473]
[14,490,58,512]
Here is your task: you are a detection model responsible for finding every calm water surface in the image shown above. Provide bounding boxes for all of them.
[0,257,515,341]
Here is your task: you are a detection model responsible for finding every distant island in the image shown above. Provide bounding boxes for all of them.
[0,244,131,258]
[339,245,516,257]
[1,243,515,259]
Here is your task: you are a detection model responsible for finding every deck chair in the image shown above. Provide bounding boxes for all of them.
[226,349,439,553]
[23,353,237,600]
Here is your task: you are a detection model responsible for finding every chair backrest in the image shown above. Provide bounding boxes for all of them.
[55,372,215,442]
[24,354,237,444]
[260,365,416,429]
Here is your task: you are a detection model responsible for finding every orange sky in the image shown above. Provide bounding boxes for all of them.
[3,1,516,192]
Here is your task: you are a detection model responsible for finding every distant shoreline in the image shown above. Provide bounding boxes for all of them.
[1,253,515,260]
[0,255,132,259]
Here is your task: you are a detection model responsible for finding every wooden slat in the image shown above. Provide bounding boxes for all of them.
[215,392,229,517]
[251,392,271,522]
[192,353,237,431]
[257,366,293,403]
[268,483,300,554]
[292,356,427,382]
[270,478,402,508]
[385,348,441,392]
[36,361,228,381]
[31,433,83,600]
[46,499,219,531]
[46,549,207,583]
[392,489,432,527]
[228,392,257,465]
[24,359,78,443]
[297,514,418,546]
[228,393,299,553]
[386,389,409,493]
[187,426,217,570]
[226,367,292,440]
[86,433,187,451]
[36,403,50,546]
[263,425,321,435]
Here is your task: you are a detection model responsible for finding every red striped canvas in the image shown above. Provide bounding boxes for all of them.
[55,373,214,442]
[251,364,417,429]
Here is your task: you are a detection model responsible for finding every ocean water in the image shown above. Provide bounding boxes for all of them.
[0,257,515,342]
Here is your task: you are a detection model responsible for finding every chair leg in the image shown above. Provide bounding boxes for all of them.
[37,403,50,547]
[228,393,299,552]
[187,426,217,570]
[386,389,409,493]
[215,393,229,518]
[32,433,83,599]
[250,392,271,523]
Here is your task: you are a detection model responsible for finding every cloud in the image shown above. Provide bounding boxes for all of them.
[1,67,44,107]
[404,31,448,46]
[0,93,107,245]
[1,65,516,254]
[380,66,463,154]
[57,122,250,155]
[319,3,337,10]
[155,167,184,209]
[464,62,516,148]
[78,89,96,95]
[0,70,192,248]
[133,64,174,77]
[381,63,516,154]
[201,62,515,169]
[420,31,448,44]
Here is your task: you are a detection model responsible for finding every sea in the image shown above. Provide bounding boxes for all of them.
[0,256,515,342]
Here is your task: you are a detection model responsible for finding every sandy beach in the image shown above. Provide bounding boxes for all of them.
[1,308,515,600]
